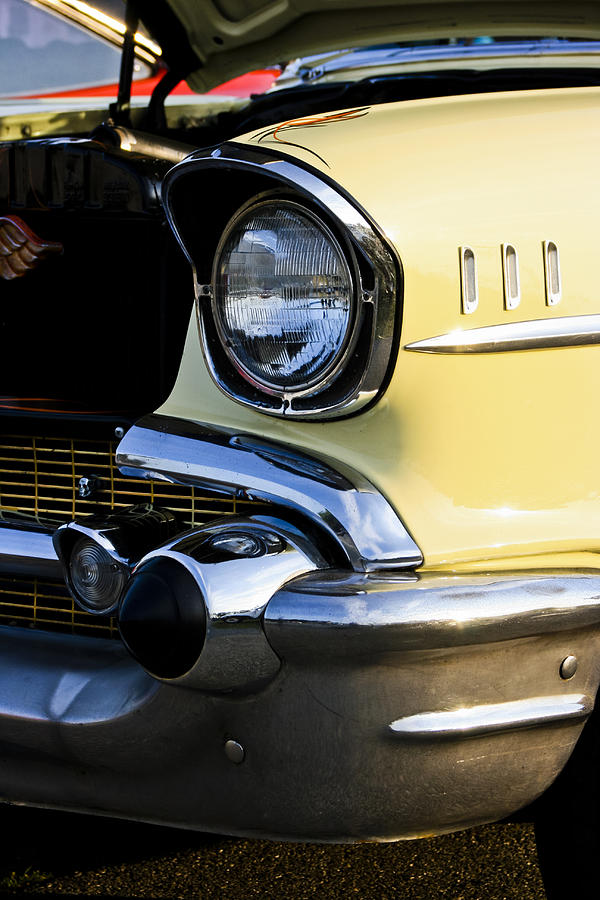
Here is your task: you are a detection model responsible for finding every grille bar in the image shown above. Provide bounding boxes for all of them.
[0,434,259,524]
[0,574,119,638]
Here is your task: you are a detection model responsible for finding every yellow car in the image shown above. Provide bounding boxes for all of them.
[1,0,598,891]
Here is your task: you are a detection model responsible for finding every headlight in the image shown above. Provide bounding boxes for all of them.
[163,145,401,420]
[213,200,354,393]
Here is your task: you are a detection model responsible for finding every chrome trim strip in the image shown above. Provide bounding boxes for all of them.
[162,143,400,420]
[389,694,592,740]
[459,246,478,314]
[404,314,600,354]
[265,571,600,655]
[116,414,423,572]
[0,516,61,577]
[543,239,562,306]
[501,243,520,310]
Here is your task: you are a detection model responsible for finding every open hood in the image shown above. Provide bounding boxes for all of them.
[136,0,600,93]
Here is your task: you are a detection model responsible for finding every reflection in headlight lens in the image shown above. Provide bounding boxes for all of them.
[214,202,353,391]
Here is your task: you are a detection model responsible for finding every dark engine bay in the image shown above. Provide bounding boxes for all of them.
[0,136,193,422]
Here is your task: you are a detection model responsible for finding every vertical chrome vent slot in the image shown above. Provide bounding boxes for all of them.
[543,241,561,306]
[501,244,520,310]
[459,246,478,314]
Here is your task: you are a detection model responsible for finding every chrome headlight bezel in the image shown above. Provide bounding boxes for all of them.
[163,144,401,420]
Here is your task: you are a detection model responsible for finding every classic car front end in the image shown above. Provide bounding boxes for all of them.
[1,0,600,852]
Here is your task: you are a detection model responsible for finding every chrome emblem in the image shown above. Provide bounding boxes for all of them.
[78,476,102,500]
[0,216,62,281]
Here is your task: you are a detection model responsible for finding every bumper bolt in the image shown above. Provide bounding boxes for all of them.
[224,740,245,764]
[560,655,577,680]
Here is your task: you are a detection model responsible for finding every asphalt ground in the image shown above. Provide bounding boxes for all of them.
[0,807,546,899]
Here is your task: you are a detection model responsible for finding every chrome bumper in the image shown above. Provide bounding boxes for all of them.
[1,416,599,839]
[0,569,598,840]
[0,514,60,577]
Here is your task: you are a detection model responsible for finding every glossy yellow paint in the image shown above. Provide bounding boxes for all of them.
[161,86,600,569]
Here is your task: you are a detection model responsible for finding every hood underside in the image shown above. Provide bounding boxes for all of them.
[139,0,600,92]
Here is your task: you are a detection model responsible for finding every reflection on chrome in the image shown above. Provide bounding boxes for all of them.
[0,511,61,577]
[405,314,600,354]
[127,517,322,690]
[265,570,600,651]
[389,694,592,739]
[116,415,423,571]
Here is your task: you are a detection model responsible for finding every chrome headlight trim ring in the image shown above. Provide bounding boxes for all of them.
[162,143,401,420]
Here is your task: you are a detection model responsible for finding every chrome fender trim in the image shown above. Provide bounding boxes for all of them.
[404,314,600,354]
[116,414,423,572]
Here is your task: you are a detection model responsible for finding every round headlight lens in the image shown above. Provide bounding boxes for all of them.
[214,201,354,392]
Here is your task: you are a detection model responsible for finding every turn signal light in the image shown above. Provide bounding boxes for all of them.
[53,505,179,615]
[69,536,127,614]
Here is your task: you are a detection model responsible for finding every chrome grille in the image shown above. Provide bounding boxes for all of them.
[0,575,118,639]
[0,434,257,524]
[0,433,262,638]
